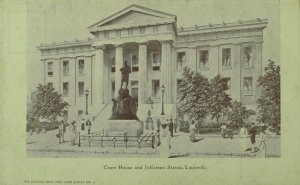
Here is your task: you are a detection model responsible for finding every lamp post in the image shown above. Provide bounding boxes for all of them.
[161,85,165,115]
[85,89,90,115]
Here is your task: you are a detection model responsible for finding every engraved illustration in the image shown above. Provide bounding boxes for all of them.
[27,2,280,158]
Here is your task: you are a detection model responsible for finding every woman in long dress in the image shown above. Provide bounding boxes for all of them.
[189,121,196,142]
[159,124,171,158]
[239,125,249,152]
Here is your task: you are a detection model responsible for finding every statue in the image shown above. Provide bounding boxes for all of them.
[110,61,138,120]
[120,61,131,89]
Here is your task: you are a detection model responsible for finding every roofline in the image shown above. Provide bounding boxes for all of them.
[87,4,176,29]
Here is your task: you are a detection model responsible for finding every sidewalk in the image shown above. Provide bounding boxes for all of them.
[26,129,280,158]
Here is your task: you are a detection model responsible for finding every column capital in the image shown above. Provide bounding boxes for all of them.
[93,45,106,50]
[115,43,124,48]
[137,41,149,46]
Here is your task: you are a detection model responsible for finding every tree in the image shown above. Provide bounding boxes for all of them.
[209,74,232,124]
[257,60,280,128]
[229,101,256,128]
[177,67,210,124]
[30,84,68,123]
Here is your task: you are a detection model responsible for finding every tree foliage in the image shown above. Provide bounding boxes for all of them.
[177,67,231,124]
[30,84,68,122]
[229,101,256,128]
[257,60,280,128]
[177,67,210,123]
[209,74,232,124]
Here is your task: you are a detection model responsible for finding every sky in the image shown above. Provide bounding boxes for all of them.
[27,0,280,94]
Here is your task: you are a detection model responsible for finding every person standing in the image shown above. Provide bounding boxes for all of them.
[81,118,85,131]
[69,121,77,146]
[174,119,177,133]
[159,124,172,158]
[157,118,161,131]
[258,126,268,158]
[220,124,227,139]
[86,119,92,134]
[239,125,249,151]
[169,119,174,137]
[249,127,257,153]
[189,121,197,142]
[58,121,65,144]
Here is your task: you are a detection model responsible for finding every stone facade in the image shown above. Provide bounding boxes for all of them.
[37,4,267,122]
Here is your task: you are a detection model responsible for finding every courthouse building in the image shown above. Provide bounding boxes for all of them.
[37,4,268,122]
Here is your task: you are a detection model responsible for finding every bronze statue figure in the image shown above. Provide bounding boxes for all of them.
[120,61,131,89]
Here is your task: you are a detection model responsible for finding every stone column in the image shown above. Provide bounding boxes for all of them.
[232,43,241,101]
[161,41,173,104]
[115,44,123,98]
[138,42,148,104]
[93,47,105,107]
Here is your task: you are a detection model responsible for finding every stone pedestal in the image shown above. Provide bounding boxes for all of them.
[105,120,143,137]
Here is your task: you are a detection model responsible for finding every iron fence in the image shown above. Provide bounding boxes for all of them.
[78,130,157,148]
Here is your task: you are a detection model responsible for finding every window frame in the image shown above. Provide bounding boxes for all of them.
[243,77,253,96]
[176,52,186,71]
[244,46,253,68]
[198,50,209,70]
[222,48,232,69]
[78,59,85,75]
[152,52,161,71]
[152,80,160,98]
[131,53,139,72]
[47,62,53,76]
[63,82,69,96]
[63,60,69,76]
[78,81,85,96]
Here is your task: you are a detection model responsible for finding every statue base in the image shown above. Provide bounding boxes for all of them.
[105,120,143,137]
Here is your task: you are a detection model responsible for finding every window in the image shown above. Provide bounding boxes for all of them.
[63,110,68,121]
[78,82,84,96]
[78,60,84,74]
[78,110,84,116]
[152,52,161,71]
[131,81,138,99]
[140,27,145,34]
[63,82,69,96]
[152,80,160,97]
[131,54,139,72]
[199,50,209,69]
[243,77,253,95]
[63,61,69,75]
[224,78,231,94]
[244,47,253,68]
[47,83,53,89]
[111,56,115,72]
[47,62,53,76]
[177,52,186,71]
[222,48,231,68]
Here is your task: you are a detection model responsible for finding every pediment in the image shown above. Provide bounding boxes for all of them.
[102,11,168,26]
[88,4,176,32]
